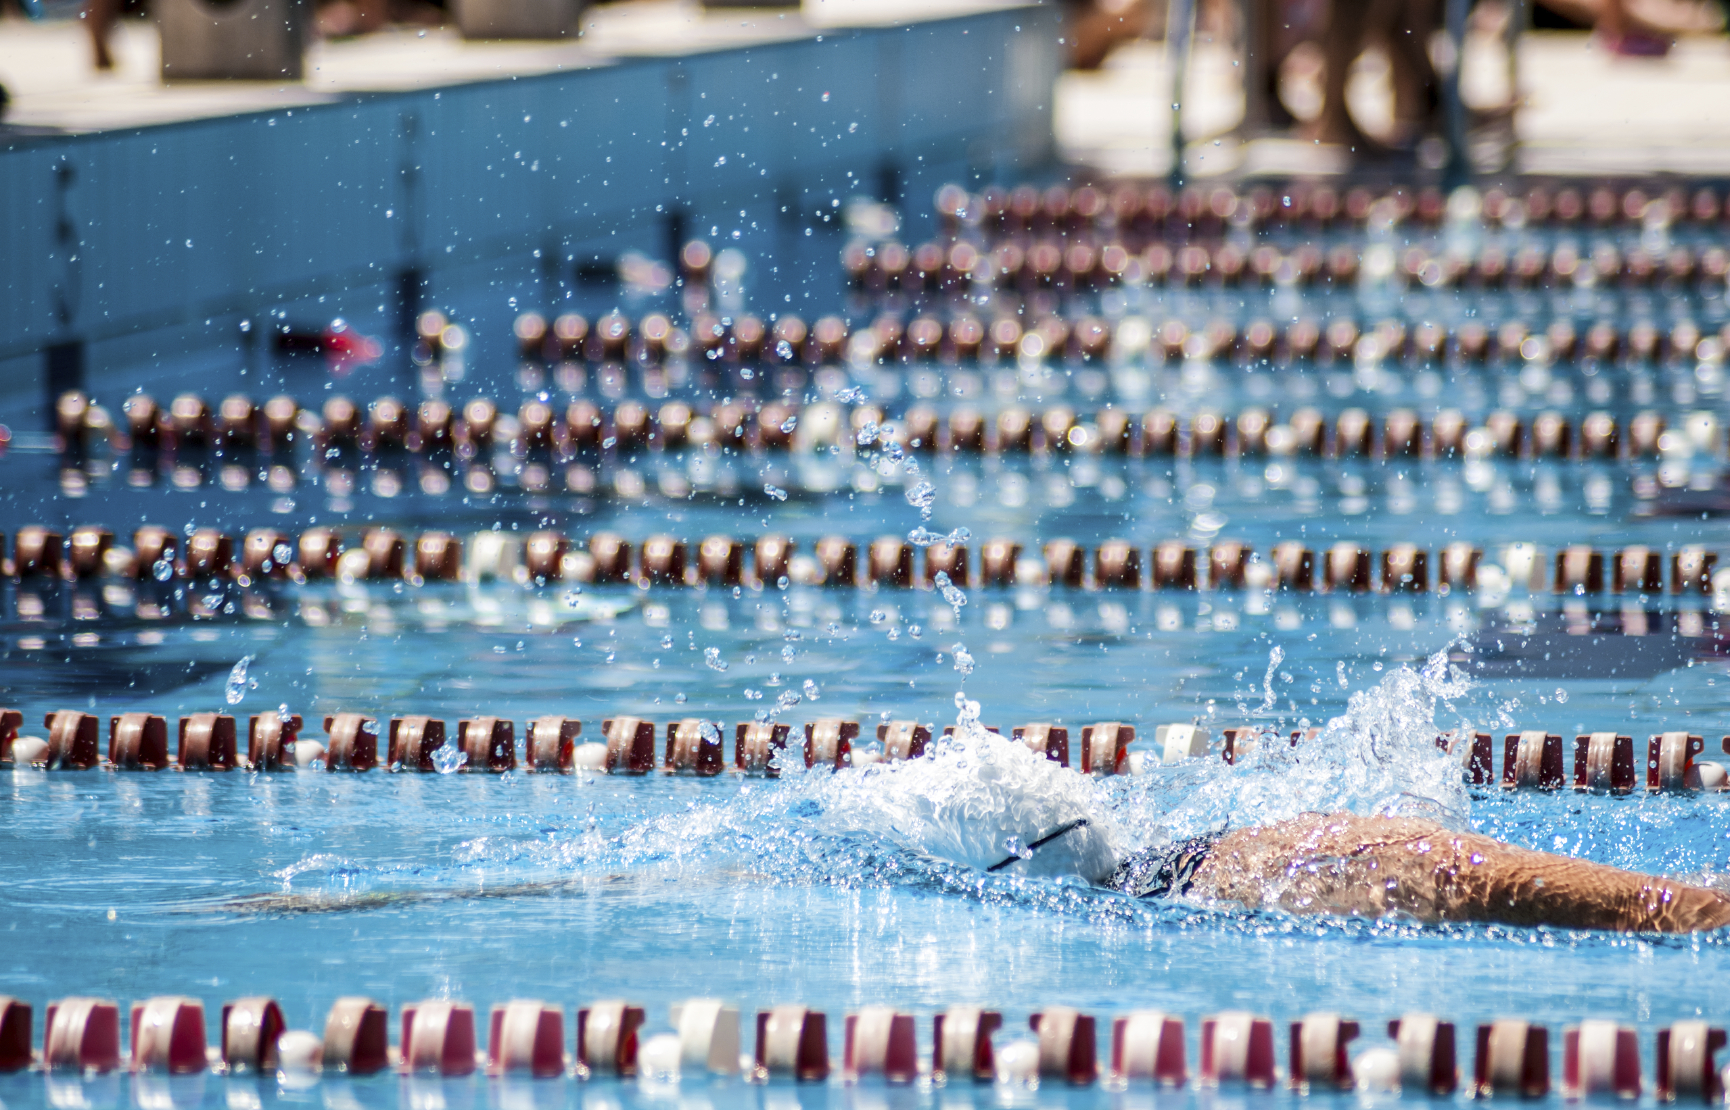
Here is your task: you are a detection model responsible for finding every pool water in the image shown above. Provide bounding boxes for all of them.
[6,184,1730,1109]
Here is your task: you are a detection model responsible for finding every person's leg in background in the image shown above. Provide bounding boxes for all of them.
[85,0,121,70]
[1309,0,1379,145]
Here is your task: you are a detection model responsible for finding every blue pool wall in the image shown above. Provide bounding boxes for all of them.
[0,4,1061,423]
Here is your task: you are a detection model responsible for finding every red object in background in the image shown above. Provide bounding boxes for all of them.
[272,320,383,374]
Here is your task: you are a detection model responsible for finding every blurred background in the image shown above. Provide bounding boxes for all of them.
[0,0,1727,419]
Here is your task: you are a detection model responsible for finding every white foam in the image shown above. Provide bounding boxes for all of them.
[808,709,1121,882]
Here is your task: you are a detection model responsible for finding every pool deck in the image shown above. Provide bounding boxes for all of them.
[0,0,1020,135]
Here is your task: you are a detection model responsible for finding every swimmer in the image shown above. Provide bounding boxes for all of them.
[1106,812,1730,934]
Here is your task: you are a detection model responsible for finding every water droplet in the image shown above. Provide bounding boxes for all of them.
[904,480,936,518]
[935,571,968,612]
[907,525,971,548]
[704,647,729,672]
[224,655,255,706]
[430,738,467,774]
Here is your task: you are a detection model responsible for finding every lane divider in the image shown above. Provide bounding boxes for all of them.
[49,390,1730,461]
[0,991,1723,1095]
[4,710,1729,795]
[846,233,1730,299]
[6,527,1725,597]
[927,179,1730,238]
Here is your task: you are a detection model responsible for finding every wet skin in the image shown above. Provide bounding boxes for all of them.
[1193,813,1730,933]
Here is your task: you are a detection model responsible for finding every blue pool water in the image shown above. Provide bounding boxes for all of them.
[7,185,1730,1109]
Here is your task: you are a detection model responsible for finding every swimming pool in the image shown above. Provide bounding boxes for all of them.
[4,180,1730,1108]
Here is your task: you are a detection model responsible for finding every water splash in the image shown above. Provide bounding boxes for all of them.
[904,480,937,519]
[934,571,968,616]
[224,655,257,706]
[907,525,971,548]
[1258,645,1284,715]
[1119,649,1476,848]
[430,739,467,774]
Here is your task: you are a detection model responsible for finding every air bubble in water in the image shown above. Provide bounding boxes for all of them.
[951,643,975,676]
[704,647,729,671]
[869,609,888,625]
[856,420,880,446]
[1555,688,1569,704]
[675,692,688,703]
[699,720,722,745]
[272,543,293,566]
[778,415,798,434]
[802,678,819,700]
[744,688,763,700]
[764,484,788,501]
[225,655,256,706]
[563,588,583,606]
[660,635,674,649]
[777,575,789,590]
[152,558,174,582]
[773,690,801,715]
[835,386,865,404]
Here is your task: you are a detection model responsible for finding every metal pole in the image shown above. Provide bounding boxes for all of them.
[1166,0,1197,188]
[1440,0,1472,188]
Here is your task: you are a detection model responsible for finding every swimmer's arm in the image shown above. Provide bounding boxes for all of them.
[1436,838,1730,933]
